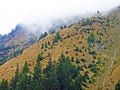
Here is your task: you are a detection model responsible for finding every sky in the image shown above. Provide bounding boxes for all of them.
[0,0,120,35]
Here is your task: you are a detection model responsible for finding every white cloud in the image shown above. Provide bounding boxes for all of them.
[0,0,120,34]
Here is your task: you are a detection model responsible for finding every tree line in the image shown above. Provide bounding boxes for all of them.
[0,54,92,90]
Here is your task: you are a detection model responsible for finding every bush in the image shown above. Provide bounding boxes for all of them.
[76,58,80,64]
[74,46,82,53]
[45,43,48,48]
[71,57,74,62]
[89,50,96,55]
[88,64,99,76]
[81,58,86,62]
[65,51,68,54]
[78,66,84,71]
[48,41,51,45]
[88,33,95,43]
[93,55,96,59]
[74,46,79,52]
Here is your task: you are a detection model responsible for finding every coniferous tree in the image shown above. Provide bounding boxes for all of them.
[16,62,31,90]
[22,61,29,74]
[16,73,32,90]
[37,54,43,62]
[53,32,62,43]
[44,60,52,74]
[10,64,19,90]
[57,55,73,90]
[33,63,41,81]
[115,80,120,90]
[73,75,83,90]
[0,79,8,90]
[39,32,48,40]
[44,61,60,90]
[88,33,95,44]
[32,60,43,90]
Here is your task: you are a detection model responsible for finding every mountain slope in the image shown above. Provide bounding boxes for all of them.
[0,16,83,65]
[0,24,40,65]
[0,6,120,90]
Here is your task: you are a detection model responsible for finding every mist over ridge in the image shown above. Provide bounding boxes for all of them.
[0,0,120,35]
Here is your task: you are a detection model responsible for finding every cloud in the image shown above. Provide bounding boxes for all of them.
[0,0,120,34]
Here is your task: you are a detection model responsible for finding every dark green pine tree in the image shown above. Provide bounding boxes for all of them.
[32,61,43,90]
[10,64,19,90]
[53,32,62,43]
[16,73,32,90]
[43,60,52,74]
[39,32,48,40]
[88,33,95,44]
[43,61,60,90]
[73,75,83,90]
[0,79,8,90]
[16,62,31,90]
[37,54,43,62]
[115,80,120,90]
[72,72,89,90]
[22,61,29,74]
[57,54,73,90]
[33,63,41,81]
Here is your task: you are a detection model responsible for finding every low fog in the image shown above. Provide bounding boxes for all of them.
[0,0,120,35]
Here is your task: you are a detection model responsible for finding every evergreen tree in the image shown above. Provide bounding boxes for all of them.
[53,32,62,43]
[44,60,52,74]
[57,55,73,90]
[32,61,43,90]
[0,79,8,90]
[16,62,31,90]
[37,54,43,62]
[73,75,83,90]
[44,62,60,90]
[88,33,95,43]
[74,46,79,52]
[16,74,32,90]
[48,41,51,45]
[10,64,19,90]
[22,61,29,74]
[82,72,90,83]
[33,63,41,81]
[115,80,120,90]
[45,43,48,48]
[39,32,48,40]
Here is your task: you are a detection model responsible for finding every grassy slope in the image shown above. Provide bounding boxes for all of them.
[0,7,120,90]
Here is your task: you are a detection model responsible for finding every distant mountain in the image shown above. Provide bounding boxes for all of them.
[0,24,40,65]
